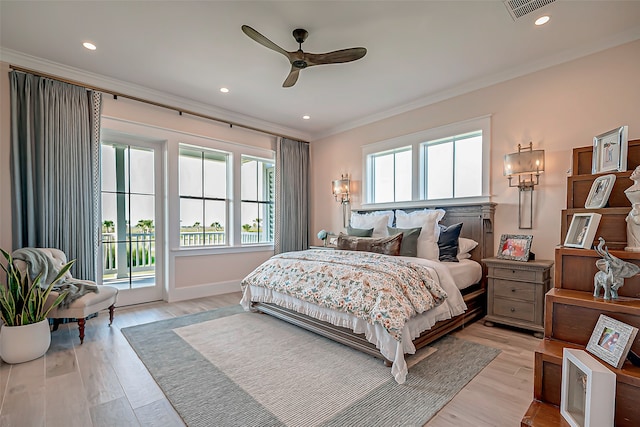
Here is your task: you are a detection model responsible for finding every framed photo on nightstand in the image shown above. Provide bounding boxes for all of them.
[496,234,532,261]
[325,233,339,248]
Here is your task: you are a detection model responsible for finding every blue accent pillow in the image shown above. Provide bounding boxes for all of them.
[387,226,422,257]
[438,223,463,262]
[346,226,374,237]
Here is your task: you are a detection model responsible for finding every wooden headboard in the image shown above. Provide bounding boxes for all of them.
[353,202,496,264]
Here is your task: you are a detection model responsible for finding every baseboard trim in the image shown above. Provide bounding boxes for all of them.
[168,280,242,303]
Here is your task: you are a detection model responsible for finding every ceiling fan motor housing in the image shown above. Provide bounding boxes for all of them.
[292,28,308,44]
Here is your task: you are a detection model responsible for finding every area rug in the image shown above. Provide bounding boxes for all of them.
[122,305,500,427]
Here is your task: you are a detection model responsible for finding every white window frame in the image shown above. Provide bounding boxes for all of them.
[100,115,275,255]
[362,115,491,208]
[178,144,231,248]
[366,146,412,204]
[240,155,275,245]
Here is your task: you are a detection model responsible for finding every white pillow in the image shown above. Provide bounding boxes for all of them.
[350,210,394,237]
[457,237,478,260]
[395,209,445,259]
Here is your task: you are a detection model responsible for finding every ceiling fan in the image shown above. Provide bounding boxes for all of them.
[241,25,367,88]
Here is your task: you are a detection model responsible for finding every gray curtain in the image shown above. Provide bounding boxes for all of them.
[10,71,102,280]
[274,137,309,253]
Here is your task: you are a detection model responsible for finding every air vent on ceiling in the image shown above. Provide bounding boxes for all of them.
[504,0,556,20]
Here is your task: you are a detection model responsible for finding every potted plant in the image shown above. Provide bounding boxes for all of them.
[0,249,72,363]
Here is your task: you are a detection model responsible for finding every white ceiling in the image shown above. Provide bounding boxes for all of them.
[1,1,640,141]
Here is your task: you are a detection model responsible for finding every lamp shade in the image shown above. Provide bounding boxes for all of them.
[332,178,350,196]
[504,149,545,176]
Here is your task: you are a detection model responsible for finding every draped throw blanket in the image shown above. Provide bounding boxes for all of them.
[12,248,99,309]
[241,250,447,341]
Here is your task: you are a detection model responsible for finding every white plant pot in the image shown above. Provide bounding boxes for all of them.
[0,319,51,364]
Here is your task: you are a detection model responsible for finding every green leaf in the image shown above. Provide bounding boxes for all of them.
[1,249,76,326]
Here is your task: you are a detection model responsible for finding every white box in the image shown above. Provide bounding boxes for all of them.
[561,348,616,427]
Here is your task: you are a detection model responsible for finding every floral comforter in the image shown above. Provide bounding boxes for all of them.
[240,249,448,341]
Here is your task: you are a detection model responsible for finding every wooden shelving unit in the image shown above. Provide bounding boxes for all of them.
[522,140,640,426]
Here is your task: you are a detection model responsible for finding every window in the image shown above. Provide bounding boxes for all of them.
[363,116,490,205]
[367,147,412,203]
[179,145,229,247]
[241,156,275,244]
[422,131,483,200]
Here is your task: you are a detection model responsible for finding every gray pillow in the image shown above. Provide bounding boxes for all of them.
[337,233,403,256]
[346,226,374,237]
[387,226,422,257]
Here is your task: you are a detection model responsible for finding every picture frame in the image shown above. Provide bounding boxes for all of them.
[586,314,639,369]
[560,348,616,427]
[496,234,533,261]
[592,125,629,174]
[324,233,339,248]
[584,174,616,209]
[564,213,602,249]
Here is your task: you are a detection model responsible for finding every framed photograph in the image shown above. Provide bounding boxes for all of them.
[592,125,629,174]
[586,314,639,369]
[584,174,616,209]
[496,234,533,261]
[324,233,339,248]
[560,348,616,427]
[564,213,602,249]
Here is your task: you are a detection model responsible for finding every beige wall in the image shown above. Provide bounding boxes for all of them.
[310,40,640,262]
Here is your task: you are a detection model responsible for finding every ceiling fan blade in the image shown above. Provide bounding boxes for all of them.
[305,47,367,66]
[282,67,300,88]
[242,25,290,58]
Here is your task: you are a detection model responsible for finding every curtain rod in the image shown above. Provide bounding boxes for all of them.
[9,64,309,144]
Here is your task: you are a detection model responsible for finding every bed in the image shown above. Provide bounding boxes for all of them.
[241,203,495,383]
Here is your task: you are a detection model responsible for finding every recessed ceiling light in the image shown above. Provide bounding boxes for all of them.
[83,42,97,50]
[535,16,550,26]
[220,87,229,93]
[302,115,310,120]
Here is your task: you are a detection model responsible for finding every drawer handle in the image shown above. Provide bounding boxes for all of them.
[510,307,515,312]
[511,288,516,292]
[511,270,516,274]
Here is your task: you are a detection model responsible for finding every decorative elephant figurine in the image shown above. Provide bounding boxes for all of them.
[594,237,640,300]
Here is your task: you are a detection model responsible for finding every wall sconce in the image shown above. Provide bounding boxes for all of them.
[504,142,545,229]
[332,174,350,227]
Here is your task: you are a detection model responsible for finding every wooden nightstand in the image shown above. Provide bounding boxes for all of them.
[482,257,553,338]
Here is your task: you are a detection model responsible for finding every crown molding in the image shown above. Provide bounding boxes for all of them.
[0,48,312,142]
[311,25,640,141]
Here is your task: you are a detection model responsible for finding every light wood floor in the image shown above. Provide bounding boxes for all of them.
[0,292,539,426]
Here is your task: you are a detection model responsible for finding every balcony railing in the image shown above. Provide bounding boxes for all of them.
[102,231,267,277]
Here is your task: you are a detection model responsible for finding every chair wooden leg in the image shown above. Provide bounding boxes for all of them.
[51,318,62,332]
[78,318,86,344]
[108,304,115,326]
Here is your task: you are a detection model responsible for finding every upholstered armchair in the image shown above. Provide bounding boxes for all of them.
[12,248,118,344]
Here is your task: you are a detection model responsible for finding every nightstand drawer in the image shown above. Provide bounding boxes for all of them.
[490,267,538,282]
[493,298,536,322]
[493,279,536,302]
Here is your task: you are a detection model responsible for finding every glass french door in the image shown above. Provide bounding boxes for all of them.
[100,135,163,305]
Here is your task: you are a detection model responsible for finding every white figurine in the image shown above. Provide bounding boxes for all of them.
[625,165,640,251]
